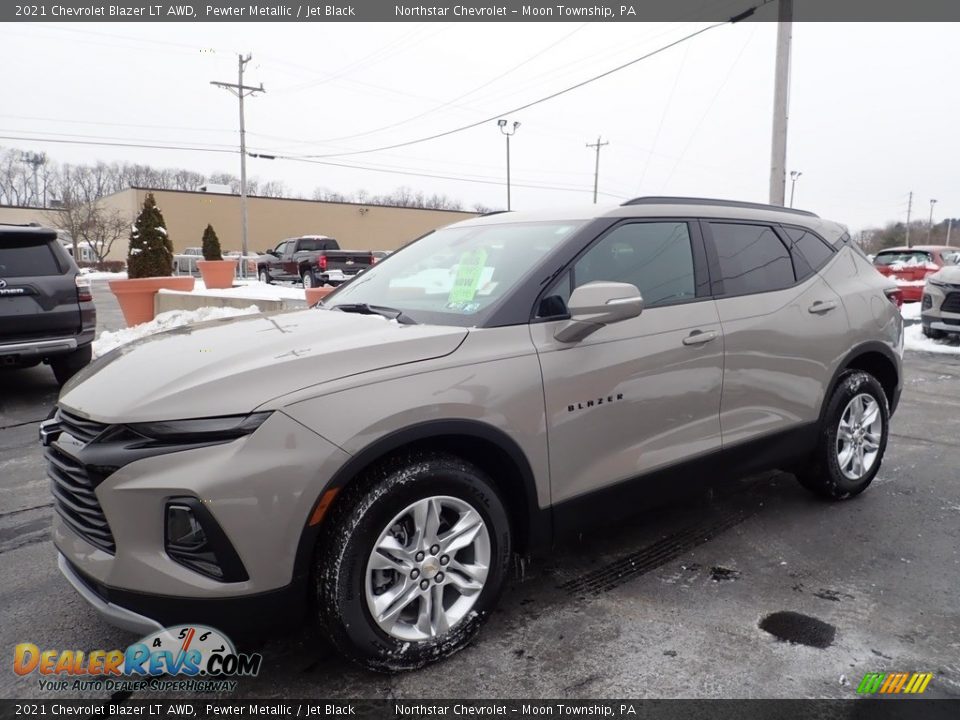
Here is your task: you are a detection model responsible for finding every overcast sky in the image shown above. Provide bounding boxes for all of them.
[2,16,956,231]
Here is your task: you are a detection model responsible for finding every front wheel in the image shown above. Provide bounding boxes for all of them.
[922,324,946,340]
[315,453,511,671]
[795,370,889,500]
[257,267,272,284]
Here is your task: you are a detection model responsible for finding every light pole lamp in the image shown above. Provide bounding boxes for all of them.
[928,198,937,242]
[497,119,520,211]
[789,170,802,208]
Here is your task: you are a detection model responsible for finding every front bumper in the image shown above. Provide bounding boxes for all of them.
[921,283,960,333]
[59,553,305,636]
[52,410,350,619]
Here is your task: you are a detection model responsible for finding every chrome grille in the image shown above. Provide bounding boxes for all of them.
[45,445,115,553]
[57,409,109,444]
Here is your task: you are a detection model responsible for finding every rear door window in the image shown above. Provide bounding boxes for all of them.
[708,223,795,296]
[0,239,62,277]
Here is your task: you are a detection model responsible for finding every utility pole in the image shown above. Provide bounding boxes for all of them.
[947,218,953,246]
[768,0,793,206]
[905,191,913,248]
[586,136,609,204]
[927,198,937,243]
[212,54,265,278]
[497,119,520,211]
[19,151,46,207]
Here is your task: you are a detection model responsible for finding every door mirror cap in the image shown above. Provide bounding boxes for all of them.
[554,281,644,343]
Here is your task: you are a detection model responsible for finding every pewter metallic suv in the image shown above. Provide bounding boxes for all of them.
[921,262,960,338]
[43,198,903,671]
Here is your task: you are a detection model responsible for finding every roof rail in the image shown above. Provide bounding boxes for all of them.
[620,196,819,218]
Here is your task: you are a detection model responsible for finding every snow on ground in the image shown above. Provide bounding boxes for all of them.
[93,305,260,358]
[904,322,960,355]
[901,303,922,321]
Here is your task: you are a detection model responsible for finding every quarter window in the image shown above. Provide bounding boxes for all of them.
[783,226,835,280]
[710,223,795,296]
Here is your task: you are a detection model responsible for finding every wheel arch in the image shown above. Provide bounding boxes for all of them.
[290,419,550,588]
[821,342,901,423]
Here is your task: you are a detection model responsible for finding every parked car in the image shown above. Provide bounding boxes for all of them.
[256,235,375,287]
[872,245,958,302]
[921,263,960,338]
[0,224,96,384]
[44,198,902,671]
[172,247,203,275]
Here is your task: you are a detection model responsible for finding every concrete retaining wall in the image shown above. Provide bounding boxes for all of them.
[156,290,306,315]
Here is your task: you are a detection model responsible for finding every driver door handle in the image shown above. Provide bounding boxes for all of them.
[683,330,719,346]
[808,300,838,314]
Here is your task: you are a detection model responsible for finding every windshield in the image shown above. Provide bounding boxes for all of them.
[325,220,584,326]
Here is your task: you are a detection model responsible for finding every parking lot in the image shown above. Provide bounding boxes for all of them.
[1,282,958,700]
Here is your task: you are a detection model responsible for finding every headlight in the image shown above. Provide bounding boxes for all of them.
[128,412,271,443]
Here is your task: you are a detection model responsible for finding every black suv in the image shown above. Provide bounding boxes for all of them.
[0,224,96,384]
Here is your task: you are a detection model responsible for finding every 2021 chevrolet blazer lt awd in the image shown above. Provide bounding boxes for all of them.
[43,198,902,671]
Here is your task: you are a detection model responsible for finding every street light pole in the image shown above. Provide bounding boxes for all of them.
[927,198,937,243]
[497,119,520,211]
[768,0,793,206]
[212,54,265,278]
[789,170,802,208]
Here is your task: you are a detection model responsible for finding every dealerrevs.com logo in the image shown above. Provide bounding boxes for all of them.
[14,625,261,693]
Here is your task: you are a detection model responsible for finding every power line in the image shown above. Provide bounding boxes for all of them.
[293,5,766,161]
[0,133,239,155]
[314,23,589,145]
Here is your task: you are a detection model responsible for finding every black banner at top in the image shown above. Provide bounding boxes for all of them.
[5,0,960,23]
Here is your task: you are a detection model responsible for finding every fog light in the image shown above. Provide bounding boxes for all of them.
[164,500,248,582]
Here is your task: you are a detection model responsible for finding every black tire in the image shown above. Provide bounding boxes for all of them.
[315,452,511,672]
[795,370,889,500]
[257,267,272,284]
[922,324,946,340]
[302,269,317,289]
[50,345,93,386]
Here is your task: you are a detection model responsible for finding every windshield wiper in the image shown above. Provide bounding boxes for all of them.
[331,303,418,325]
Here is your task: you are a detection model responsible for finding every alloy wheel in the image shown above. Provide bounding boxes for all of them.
[365,496,490,642]
[836,393,883,480]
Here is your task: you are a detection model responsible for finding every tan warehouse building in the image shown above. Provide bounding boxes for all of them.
[0,187,478,261]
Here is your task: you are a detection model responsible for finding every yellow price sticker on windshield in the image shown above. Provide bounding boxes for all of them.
[448,248,488,305]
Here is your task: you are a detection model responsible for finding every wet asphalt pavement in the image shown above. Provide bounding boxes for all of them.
[0,283,958,699]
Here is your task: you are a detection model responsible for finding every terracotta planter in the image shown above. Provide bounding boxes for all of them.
[109,276,195,327]
[197,259,237,290]
[305,286,335,305]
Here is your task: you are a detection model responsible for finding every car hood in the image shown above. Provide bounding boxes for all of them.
[930,265,960,284]
[60,309,468,423]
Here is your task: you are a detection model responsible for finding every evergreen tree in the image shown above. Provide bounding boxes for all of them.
[127,193,173,278]
[201,224,223,261]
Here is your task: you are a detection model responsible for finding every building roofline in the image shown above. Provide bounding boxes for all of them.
[121,186,479,216]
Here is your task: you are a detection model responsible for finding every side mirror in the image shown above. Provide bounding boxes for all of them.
[554,281,643,343]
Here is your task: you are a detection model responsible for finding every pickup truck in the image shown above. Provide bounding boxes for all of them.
[256,235,375,288]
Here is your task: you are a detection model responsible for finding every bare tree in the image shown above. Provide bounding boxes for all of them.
[48,171,129,263]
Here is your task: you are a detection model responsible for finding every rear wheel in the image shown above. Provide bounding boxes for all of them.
[50,345,92,386]
[302,270,317,289]
[795,370,889,500]
[315,453,511,672]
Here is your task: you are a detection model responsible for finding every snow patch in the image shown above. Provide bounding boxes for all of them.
[900,303,921,321]
[81,271,127,280]
[903,323,960,355]
[161,278,307,302]
[93,305,260,358]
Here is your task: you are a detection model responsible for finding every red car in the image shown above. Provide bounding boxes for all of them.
[872,245,960,302]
